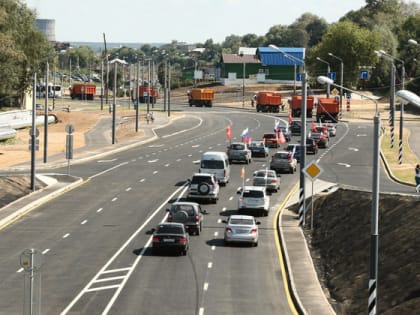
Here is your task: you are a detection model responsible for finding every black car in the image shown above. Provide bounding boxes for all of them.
[290,120,301,135]
[306,138,318,154]
[286,144,301,162]
[277,126,291,142]
[151,222,189,255]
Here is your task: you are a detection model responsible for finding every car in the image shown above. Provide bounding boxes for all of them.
[237,185,270,216]
[252,169,280,193]
[276,126,292,142]
[187,173,220,203]
[310,132,329,148]
[199,151,230,185]
[306,137,319,154]
[248,141,269,157]
[227,142,252,164]
[285,144,301,162]
[223,215,260,246]
[314,126,330,140]
[166,201,205,235]
[262,133,280,148]
[270,151,298,174]
[151,222,189,255]
[290,120,301,135]
[327,124,337,137]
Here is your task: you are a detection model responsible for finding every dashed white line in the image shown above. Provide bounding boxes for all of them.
[211,246,216,251]
[17,268,24,273]
[112,197,118,202]
[63,233,70,239]
[176,159,182,162]
[97,208,103,213]
[208,262,213,269]
[217,219,222,223]
[153,171,158,174]
[42,248,50,254]
[164,164,170,167]
[126,187,132,192]
[199,307,205,315]
[229,196,234,201]
[148,159,159,163]
[214,231,219,237]
[81,220,88,225]
[203,282,209,291]
[140,178,145,182]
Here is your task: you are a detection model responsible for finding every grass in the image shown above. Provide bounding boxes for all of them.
[381,126,418,184]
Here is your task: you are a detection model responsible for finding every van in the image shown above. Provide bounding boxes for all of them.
[199,151,230,186]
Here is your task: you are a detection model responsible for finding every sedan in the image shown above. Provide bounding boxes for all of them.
[270,151,298,174]
[252,169,280,193]
[151,222,189,255]
[248,141,269,157]
[223,215,260,247]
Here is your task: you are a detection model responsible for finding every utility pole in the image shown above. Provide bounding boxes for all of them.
[43,61,49,163]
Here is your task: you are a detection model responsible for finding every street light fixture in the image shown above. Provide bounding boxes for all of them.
[269,44,307,226]
[316,57,331,98]
[328,53,344,118]
[318,75,380,315]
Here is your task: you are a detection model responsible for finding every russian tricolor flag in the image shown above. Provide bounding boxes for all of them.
[241,128,249,143]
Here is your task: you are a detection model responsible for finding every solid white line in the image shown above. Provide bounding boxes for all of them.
[61,185,189,315]
[148,159,159,163]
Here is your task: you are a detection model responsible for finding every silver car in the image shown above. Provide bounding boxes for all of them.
[269,151,297,174]
[223,214,260,246]
[227,142,252,164]
[237,186,270,216]
[252,169,280,193]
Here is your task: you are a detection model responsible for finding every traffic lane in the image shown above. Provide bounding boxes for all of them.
[318,121,410,193]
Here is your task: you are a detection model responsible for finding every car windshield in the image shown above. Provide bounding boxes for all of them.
[229,218,254,225]
[191,176,213,184]
[201,160,224,169]
[242,190,264,198]
[156,225,184,234]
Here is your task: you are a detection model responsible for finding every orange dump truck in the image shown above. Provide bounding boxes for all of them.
[133,85,158,103]
[289,94,314,118]
[256,92,282,113]
[316,97,340,123]
[70,83,96,100]
[188,88,215,107]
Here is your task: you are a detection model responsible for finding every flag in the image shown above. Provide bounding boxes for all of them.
[226,125,232,141]
[241,128,249,143]
[248,136,252,145]
[240,166,245,179]
[274,120,280,133]
[288,111,293,125]
[278,130,286,144]
[311,121,317,132]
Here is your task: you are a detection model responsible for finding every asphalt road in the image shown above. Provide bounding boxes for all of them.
[0,104,413,314]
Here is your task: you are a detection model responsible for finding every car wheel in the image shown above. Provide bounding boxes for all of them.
[290,167,294,174]
[182,249,187,256]
[224,239,230,246]
[253,242,258,247]
[264,210,269,216]
[229,159,233,164]
[198,182,210,195]
[196,226,200,235]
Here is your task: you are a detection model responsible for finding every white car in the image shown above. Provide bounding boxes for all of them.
[237,186,270,216]
[223,215,260,247]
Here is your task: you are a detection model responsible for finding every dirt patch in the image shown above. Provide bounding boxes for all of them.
[302,188,420,314]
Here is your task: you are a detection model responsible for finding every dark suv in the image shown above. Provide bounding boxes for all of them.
[290,120,301,135]
[167,201,205,235]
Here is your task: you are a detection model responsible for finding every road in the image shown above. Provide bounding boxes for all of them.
[0,104,411,314]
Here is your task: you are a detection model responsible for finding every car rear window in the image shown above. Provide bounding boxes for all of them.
[231,144,245,150]
[263,134,276,139]
[157,225,184,234]
[274,153,290,159]
[191,176,213,184]
[243,190,264,198]
[255,171,274,177]
[287,145,300,152]
[230,218,254,225]
[201,160,224,169]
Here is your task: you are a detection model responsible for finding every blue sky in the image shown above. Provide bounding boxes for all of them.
[25,0,380,43]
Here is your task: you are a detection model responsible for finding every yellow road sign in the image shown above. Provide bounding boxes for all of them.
[303,161,323,180]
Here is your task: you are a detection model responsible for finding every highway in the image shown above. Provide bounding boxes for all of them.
[0,104,406,314]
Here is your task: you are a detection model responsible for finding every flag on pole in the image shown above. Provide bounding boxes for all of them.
[278,130,286,144]
[241,128,249,143]
[240,166,245,179]
[311,121,317,132]
[248,136,252,145]
[226,125,232,141]
[274,120,280,133]
[288,110,293,125]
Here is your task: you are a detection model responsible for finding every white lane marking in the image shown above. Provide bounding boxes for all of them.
[199,308,204,315]
[214,231,219,237]
[153,171,158,175]
[192,144,200,148]
[126,187,132,192]
[97,208,103,213]
[222,207,226,212]
[211,246,216,251]
[42,248,50,254]
[188,154,192,157]
[148,159,159,163]
[139,178,145,182]
[89,162,129,179]
[229,196,234,201]
[245,178,250,182]
[17,268,24,273]
[217,219,222,223]
[112,197,118,202]
[61,185,188,315]
[97,159,117,163]
[131,159,136,162]
[349,147,359,152]
[63,233,70,239]
[176,158,182,162]
[148,144,164,147]
[193,160,201,164]
[337,162,351,168]
[208,146,213,149]
[208,262,213,269]
[203,283,209,291]
[164,164,170,167]
[357,134,367,137]
[81,220,88,225]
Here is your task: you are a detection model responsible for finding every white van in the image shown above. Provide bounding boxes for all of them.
[199,151,230,186]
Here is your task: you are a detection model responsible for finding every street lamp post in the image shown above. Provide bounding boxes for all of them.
[376,50,406,163]
[239,53,246,108]
[269,44,307,226]
[328,53,344,118]
[318,75,380,315]
[316,57,331,98]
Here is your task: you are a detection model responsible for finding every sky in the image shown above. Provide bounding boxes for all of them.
[24,0,381,44]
